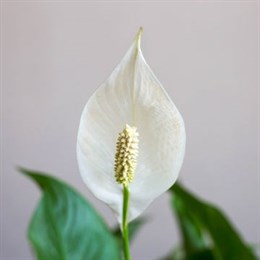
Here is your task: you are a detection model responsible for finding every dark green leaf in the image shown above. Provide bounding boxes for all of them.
[160,248,215,260]
[21,168,121,260]
[187,249,215,260]
[169,182,256,260]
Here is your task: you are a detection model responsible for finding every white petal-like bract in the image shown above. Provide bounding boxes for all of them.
[77,29,186,223]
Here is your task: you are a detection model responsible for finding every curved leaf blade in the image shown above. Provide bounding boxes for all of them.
[170,182,256,260]
[21,168,121,260]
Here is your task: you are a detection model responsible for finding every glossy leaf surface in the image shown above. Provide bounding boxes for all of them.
[169,183,256,260]
[21,169,121,260]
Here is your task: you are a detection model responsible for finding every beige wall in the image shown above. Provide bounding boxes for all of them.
[1,2,258,259]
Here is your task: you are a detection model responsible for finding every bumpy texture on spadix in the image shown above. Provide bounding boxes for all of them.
[77,28,186,224]
[114,124,139,186]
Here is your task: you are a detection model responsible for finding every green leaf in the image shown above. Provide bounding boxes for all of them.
[186,249,215,260]
[160,248,215,260]
[169,182,256,260]
[20,168,121,260]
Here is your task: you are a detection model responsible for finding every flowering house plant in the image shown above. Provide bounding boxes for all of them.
[20,29,256,260]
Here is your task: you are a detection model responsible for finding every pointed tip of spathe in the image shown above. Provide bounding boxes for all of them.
[135,27,143,49]
[138,26,143,35]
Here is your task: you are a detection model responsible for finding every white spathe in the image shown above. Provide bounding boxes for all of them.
[77,29,186,224]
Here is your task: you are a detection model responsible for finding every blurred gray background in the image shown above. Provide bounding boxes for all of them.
[1,1,258,259]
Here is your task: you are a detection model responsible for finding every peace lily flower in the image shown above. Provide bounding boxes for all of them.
[77,28,186,225]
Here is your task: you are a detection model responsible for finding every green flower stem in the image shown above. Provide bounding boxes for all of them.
[122,185,131,260]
